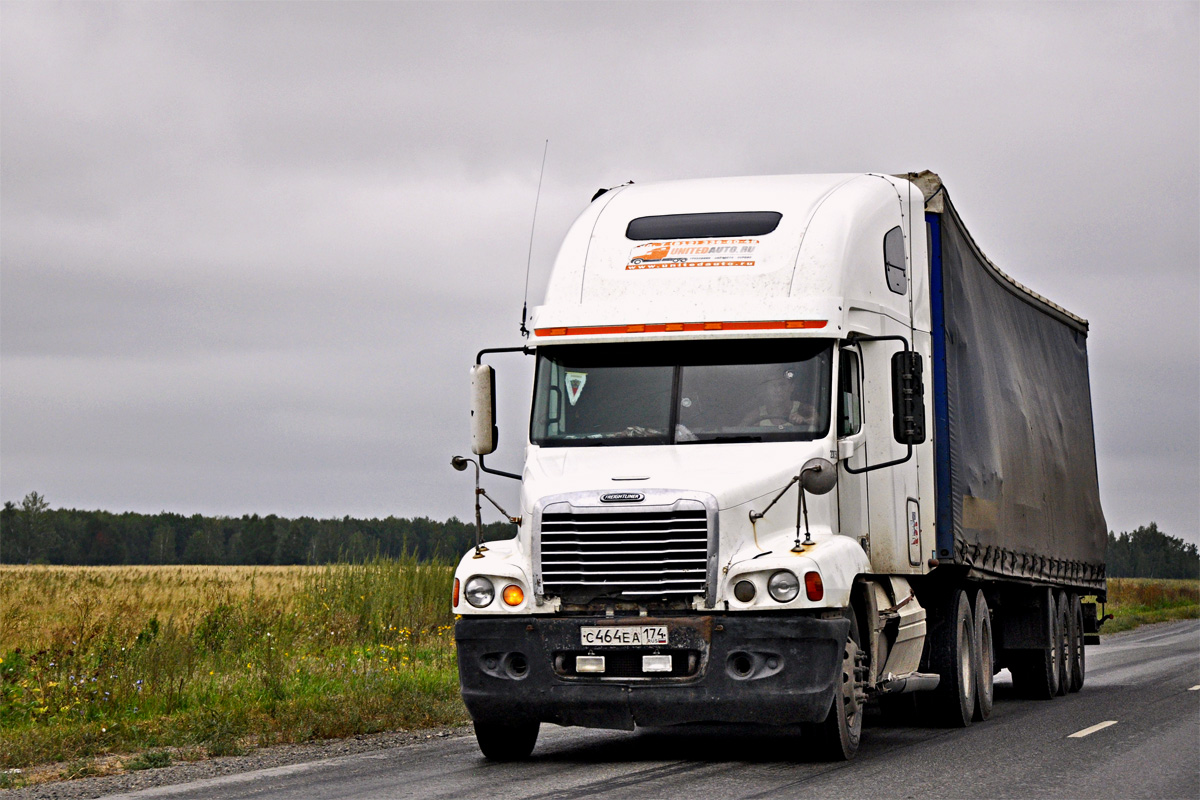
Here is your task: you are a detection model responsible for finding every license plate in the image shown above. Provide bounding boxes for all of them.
[580,625,668,647]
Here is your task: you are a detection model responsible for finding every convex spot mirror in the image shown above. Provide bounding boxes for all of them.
[890,351,926,445]
[799,458,837,495]
[470,364,498,455]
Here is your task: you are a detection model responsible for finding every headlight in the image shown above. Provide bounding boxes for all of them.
[767,570,800,603]
[464,576,495,608]
[734,580,756,602]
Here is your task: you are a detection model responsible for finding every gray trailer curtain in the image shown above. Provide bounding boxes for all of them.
[939,197,1107,590]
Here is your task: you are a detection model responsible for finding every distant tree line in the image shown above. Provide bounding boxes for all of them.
[1106,523,1200,580]
[0,492,515,565]
[2,493,1197,576]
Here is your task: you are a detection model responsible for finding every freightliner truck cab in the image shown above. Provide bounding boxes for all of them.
[450,172,1105,761]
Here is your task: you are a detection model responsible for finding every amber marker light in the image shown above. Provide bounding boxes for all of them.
[453,578,460,608]
[503,585,525,606]
[804,571,824,601]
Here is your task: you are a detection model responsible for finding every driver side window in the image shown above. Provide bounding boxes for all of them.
[838,350,862,437]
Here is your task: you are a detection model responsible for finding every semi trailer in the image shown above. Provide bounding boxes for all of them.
[451,171,1107,761]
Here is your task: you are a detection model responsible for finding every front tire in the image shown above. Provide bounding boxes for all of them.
[804,611,864,760]
[473,720,539,761]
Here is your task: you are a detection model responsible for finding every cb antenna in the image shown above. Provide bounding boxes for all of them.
[519,139,549,338]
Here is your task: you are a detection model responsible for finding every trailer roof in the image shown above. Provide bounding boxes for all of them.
[901,171,1089,332]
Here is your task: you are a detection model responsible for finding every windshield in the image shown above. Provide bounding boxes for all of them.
[531,339,832,446]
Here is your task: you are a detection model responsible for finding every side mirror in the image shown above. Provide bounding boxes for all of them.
[799,458,837,495]
[891,351,926,445]
[470,364,498,455]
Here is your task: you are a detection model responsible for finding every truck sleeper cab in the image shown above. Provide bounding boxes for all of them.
[451,172,1107,762]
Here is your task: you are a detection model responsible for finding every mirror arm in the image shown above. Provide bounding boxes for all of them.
[749,474,801,522]
[842,443,913,475]
[841,332,921,473]
[476,346,533,365]
[845,332,910,350]
[474,346,535,480]
[478,455,521,481]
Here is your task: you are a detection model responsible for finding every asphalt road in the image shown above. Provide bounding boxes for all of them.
[104,620,1199,800]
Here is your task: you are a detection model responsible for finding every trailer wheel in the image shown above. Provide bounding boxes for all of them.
[1068,593,1085,692]
[972,589,994,721]
[1054,592,1070,696]
[473,720,540,761]
[927,588,976,727]
[804,611,863,760]
[1010,593,1061,700]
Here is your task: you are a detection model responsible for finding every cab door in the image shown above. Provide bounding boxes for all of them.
[836,348,870,550]
[858,335,923,573]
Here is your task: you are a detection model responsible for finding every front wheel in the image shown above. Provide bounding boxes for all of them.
[473,720,540,761]
[803,611,864,760]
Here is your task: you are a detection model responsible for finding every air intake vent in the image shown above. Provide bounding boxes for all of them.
[538,503,710,601]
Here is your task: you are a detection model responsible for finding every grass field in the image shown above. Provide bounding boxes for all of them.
[1,567,1196,787]
[0,560,467,784]
[1100,577,1200,632]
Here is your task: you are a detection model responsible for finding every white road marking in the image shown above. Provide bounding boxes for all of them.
[1068,720,1118,738]
[1190,685,1200,691]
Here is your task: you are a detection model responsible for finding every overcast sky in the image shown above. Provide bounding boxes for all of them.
[1,2,1197,545]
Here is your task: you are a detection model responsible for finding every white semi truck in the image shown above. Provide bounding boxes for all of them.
[451,172,1107,761]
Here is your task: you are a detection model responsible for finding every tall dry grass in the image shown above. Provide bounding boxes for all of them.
[1101,577,1199,633]
[0,559,466,776]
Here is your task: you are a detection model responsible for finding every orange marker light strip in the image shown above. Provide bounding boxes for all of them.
[502,585,525,606]
[534,319,827,337]
[453,577,460,608]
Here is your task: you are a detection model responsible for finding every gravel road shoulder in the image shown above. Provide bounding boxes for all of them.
[3,726,473,800]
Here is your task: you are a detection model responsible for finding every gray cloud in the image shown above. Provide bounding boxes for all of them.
[2,1,1196,542]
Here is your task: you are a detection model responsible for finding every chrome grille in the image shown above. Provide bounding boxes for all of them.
[538,505,710,600]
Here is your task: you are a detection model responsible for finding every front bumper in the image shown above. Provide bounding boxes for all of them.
[455,613,849,730]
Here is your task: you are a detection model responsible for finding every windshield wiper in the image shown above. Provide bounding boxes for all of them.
[685,435,764,444]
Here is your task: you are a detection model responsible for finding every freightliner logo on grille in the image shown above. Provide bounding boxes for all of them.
[600,492,645,503]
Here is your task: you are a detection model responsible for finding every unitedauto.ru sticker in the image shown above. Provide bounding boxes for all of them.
[626,239,759,270]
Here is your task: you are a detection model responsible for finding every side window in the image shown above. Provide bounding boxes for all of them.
[838,350,862,436]
[884,225,907,294]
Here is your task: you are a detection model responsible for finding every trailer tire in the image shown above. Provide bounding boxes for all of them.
[1054,591,1070,696]
[1068,593,1085,692]
[473,720,540,761]
[927,588,976,727]
[804,611,863,760]
[1010,592,1061,700]
[972,589,994,722]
